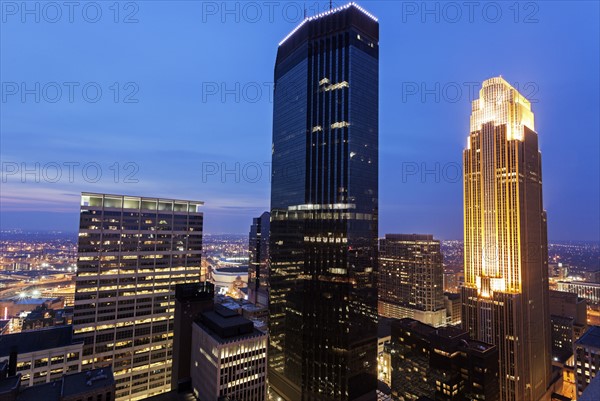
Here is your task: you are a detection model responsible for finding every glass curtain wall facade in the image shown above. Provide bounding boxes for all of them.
[269,3,379,401]
[73,193,203,401]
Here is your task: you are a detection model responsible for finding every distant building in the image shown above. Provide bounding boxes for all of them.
[444,292,461,326]
[377,318,393,388]
[443,271,459,293]
[0,298,64,319]
[0,366,115,401]
[191,304,267,401]
[379,234,446,327]
[0,326,82,387]
[206,266,248,298]
[575,326,600,398]
[585,270,600,284]
[10,263,31,272]
[390,318,499,401]
[549,290,588,363]
[73,193,204,400]
[247,212,269,307]
[558,282,600,306]
[20,305,72,331]
[549,263,569,280]
[579,372,600,401]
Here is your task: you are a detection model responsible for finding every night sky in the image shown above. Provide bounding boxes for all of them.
[1,1,598,241]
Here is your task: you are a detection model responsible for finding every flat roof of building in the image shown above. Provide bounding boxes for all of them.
[0,325,77,357]
[81,192,204,206]
[559,281,600,287]
[195,305,265,344]
[62,367,115,398]
[15,367,114,401]
[0,374,20,394]
[576,326,600,349]
[16,381,62,401]
[580,372,600,401]
[142,390,196,401]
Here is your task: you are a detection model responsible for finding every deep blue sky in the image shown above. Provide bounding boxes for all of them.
[1,1,599,241]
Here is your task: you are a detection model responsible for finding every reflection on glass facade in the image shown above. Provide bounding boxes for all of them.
[461,77,551,401]
[73,193,203,401]
[269,4,379,401]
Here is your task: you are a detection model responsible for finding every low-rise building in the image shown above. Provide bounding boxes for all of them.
[0,366,114,401]
[191,305,267,401]
[390,318,499,401]
[0,326,82,387]
[575,326,600,398]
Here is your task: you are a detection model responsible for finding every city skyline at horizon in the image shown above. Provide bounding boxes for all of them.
[1,1,599,242]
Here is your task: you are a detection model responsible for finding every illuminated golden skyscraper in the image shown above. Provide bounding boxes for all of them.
[462,77,551,401]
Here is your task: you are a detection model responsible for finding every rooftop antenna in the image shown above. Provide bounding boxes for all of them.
[304,3,307,19]
[330,0,333,10]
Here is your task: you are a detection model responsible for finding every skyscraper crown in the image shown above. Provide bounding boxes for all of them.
[469,76,535,141]
[279,2,378,46]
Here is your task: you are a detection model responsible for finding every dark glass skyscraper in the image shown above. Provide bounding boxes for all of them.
[269,3,379,401]
[248,212,270,306]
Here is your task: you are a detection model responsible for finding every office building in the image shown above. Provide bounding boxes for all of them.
[390,318,499,401]
[575,326,600,398]
[269,3,379,400]
[444,292,461,326]
[443,271,460,293]
[73,193,204,400]
[0,366,115,401]
[549,290,587,363]
[585,270,600,284]
[191,304,267,401]
[461,77,552,400]
[248,212,270,307]
[171,282,215,392]
[379,234,446,327]
[0,325,83,388]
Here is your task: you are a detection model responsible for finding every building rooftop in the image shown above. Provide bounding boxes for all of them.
[378,317,394,338]
[444,292,461,301]
[0,325,78,357]
[559,281,600,287]
[175,282,214,302]
[384,234,435,242]
[11,298,59,305]
[142,389,196,401]
[16,381,61,401]
[62,367,115,398]
[15,367,114,401]
[580,373,600,401]
[0,374,20,394]
[576,326,600,349]
[195,305,264,344]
